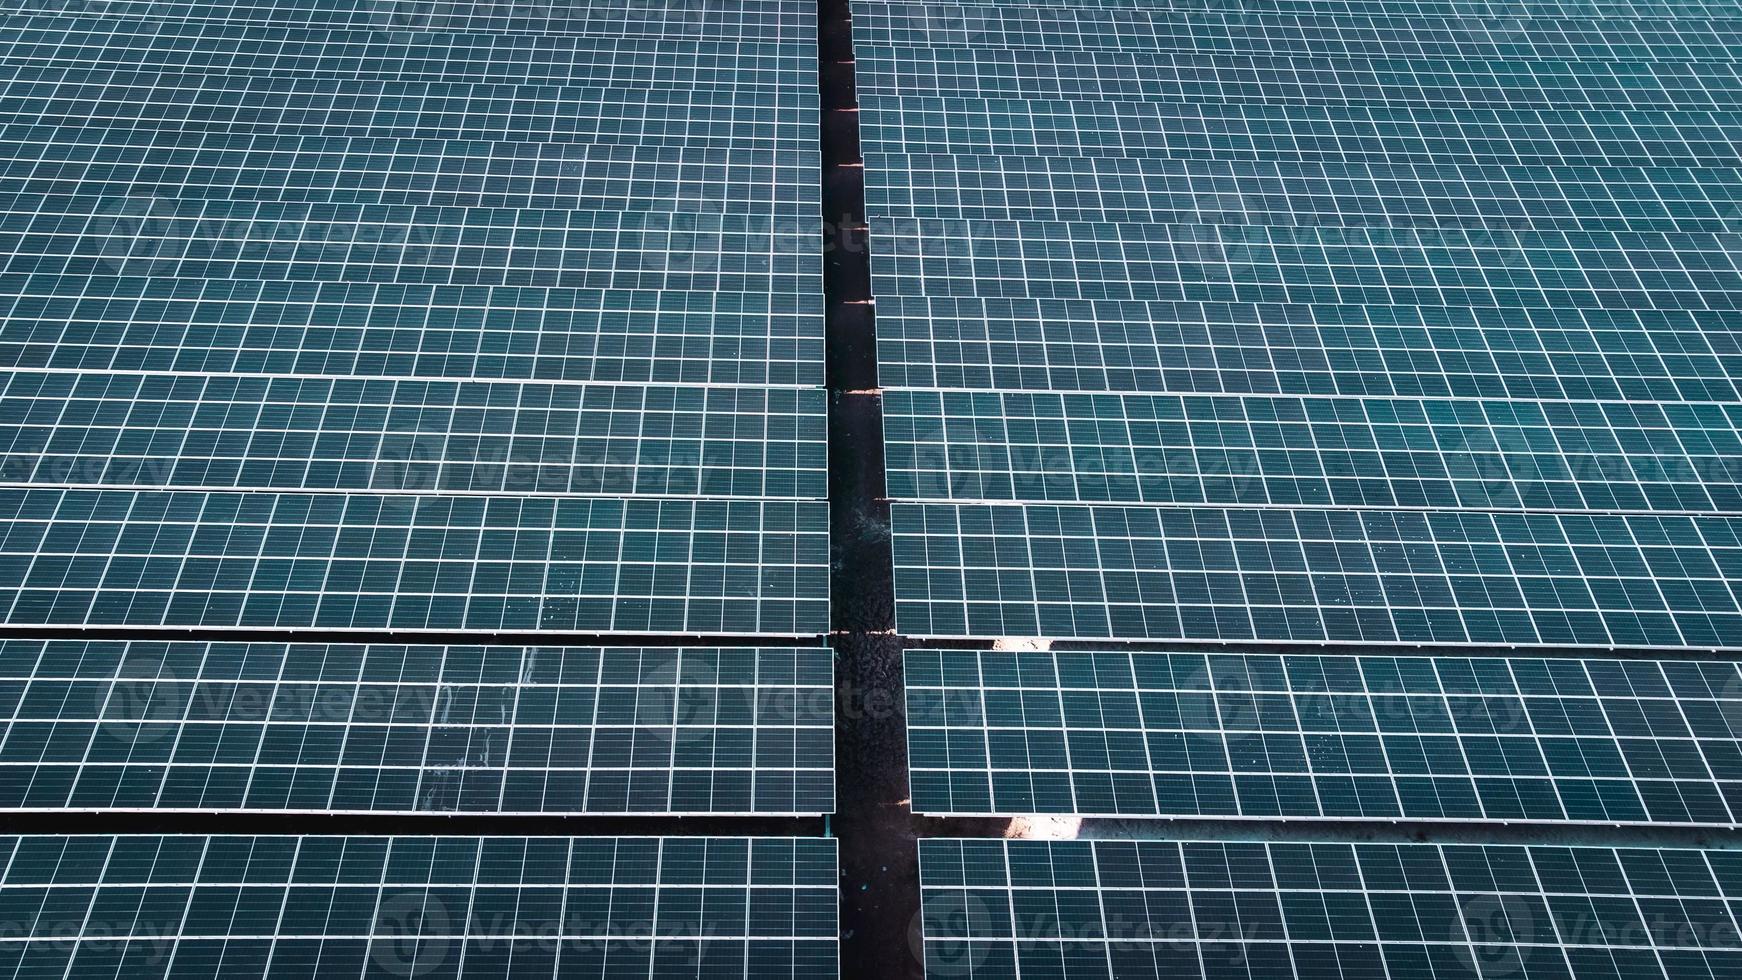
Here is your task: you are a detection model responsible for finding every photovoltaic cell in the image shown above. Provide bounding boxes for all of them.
[920,838,1742,980]
[0,641,832,814]
[0,835,838,979]
[907,648,1742,824]
[0,0,837,943]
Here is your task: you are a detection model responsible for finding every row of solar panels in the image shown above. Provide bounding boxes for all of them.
[9,639,1742,828]
[9,834,1742,980]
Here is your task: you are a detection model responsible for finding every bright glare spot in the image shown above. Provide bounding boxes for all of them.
[1005,815,1082,840]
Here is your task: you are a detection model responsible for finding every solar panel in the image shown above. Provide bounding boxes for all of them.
[856,4,1742,60]
[6,85,807,146]
[0,289,822,387]
[907,648,1742,823]
[10,138,816,213]
[855,50,1742,110]
[865,153,1742,232]
[892,501,1742,646]
[0,23,820,88]
[0,0,817,37]
[14,207,814,295]
[0,488,828,633]
[0,835,838,979]
[0,372,827,498]
[0,641,832,814]
[884,389,1742,512]
[857,98,1742,165]
[867,218,1737,310]
[920,838,1742,980]
[917,0,1726,11]
[872,295,1740,400]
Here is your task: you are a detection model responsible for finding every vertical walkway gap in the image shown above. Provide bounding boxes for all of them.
[817,0,912,972]
[819,3,1009,977]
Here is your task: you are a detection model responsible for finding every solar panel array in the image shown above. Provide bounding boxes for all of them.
[867,0,1742,972]
[0,641,833,814]
[24,0,1742,972]
[0,835,838,980]
[856,0,1742,647]
[0,0,828,636]
[908,649,1742,824]
[0,10,840,972]
[920,838,1742,980]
